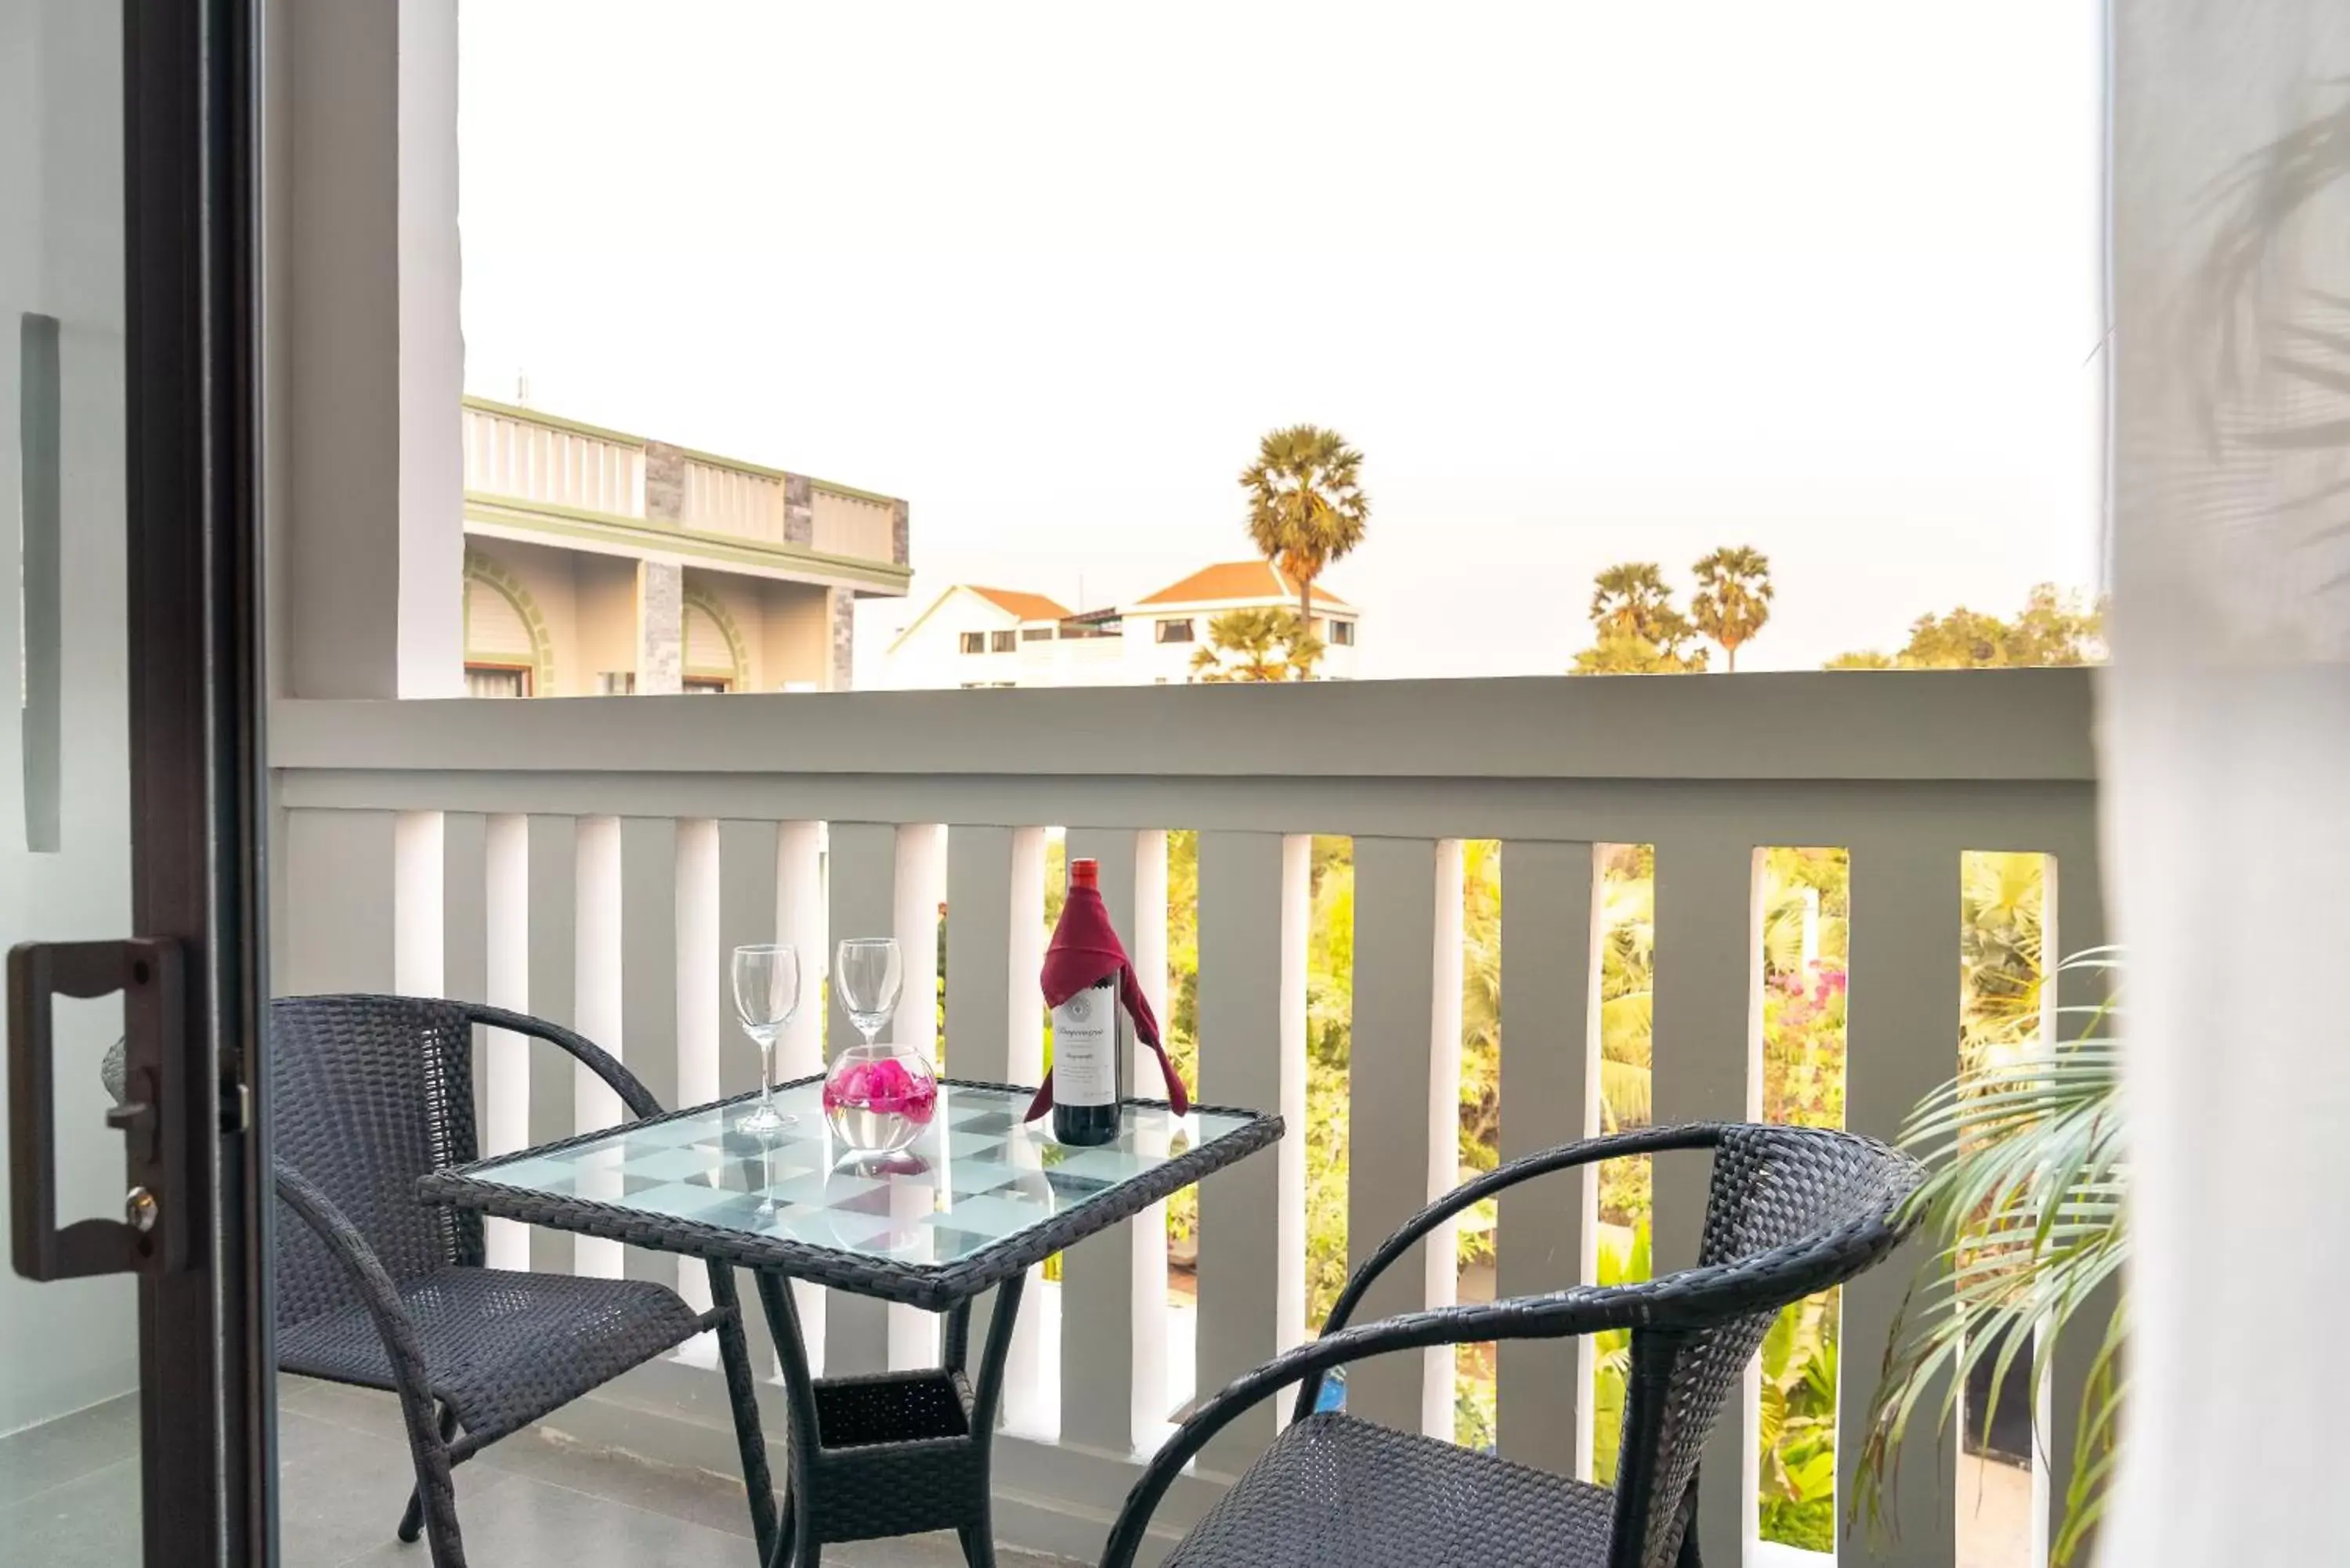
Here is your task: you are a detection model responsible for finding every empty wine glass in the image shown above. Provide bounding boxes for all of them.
[732,944,801,1133]
[833,938,905,1047]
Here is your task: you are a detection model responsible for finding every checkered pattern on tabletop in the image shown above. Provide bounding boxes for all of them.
[469,1081,1250,1266]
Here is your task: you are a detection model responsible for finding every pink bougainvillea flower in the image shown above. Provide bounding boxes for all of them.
[823,1055,937,1123]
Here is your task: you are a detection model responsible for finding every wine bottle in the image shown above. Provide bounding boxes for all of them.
[1050,859,1123,1146]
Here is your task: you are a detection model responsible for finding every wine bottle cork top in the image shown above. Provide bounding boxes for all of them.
[1069,858,1100,890]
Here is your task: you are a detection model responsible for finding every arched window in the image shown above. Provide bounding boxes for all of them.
[683,595,743,693]
[464,562,543,697]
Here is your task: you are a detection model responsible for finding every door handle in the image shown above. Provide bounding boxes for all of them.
[9,939,190,1280]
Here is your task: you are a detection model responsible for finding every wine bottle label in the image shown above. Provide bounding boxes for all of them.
[1051,982,1118,1107]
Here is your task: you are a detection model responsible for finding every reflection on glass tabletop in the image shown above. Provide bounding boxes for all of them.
[425,1078,1273,1301]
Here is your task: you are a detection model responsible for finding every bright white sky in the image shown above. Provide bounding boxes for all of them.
[458,1,2106,677]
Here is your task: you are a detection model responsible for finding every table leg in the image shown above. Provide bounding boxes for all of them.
[959,1271,1028,1568]
[943,1299,973,1376]
[754,1270,823,1568]
[708,1263,780,1566]
[745,1270,1028,1568]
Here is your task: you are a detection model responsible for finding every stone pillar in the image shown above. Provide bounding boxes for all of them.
[637,562,683,694]
[826,587,855,692]
[891,498,909,567]
[783,473,814,547]
[642,440,686,522]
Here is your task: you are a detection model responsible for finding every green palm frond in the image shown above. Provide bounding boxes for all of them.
[1853,948,2125,1566]
[1599,992,1653,1062]
[1192,607,1322,682]
[1598,1059,1651,1131]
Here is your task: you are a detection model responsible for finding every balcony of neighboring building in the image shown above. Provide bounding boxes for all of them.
[455,400,909,696]
[460,396,912,596]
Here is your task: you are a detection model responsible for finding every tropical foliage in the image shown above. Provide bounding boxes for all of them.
[1572,547,1779,675]
[1018,826,2063,1556]
[1189,607,1324,683]
[1563,558,2103,675]
[1571,630,1709,675]
[1749,849,1850,1547]
[1690,546,1776,673]
[1828,583,2106,670]
[1576,563,1709,673]
[1589,562,1683,641]
[1855,948,2124,1566]
[1239,425,1370,650]
[1589,1222,1649,1487]
[1759,1292,1842,1550]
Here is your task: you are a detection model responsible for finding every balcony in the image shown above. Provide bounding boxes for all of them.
[461,398,912,595]
[265,668,2103,1566]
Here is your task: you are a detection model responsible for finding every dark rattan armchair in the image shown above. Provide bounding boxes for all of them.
[270,995,773,1568]
[1101,1122,1921,1568]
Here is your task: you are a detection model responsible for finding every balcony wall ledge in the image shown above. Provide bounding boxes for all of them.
[270,667,2099,786]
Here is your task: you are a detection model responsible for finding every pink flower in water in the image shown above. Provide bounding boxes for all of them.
[823,1057,938,1123]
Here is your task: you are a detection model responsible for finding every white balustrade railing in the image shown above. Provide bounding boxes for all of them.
[269,671,2103,1566]
[681,458,788,543]
[461,403,646,516]
[810,486,895,560]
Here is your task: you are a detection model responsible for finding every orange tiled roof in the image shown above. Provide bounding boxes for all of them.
[1132,560,1351,609]
[966,586,1075,622]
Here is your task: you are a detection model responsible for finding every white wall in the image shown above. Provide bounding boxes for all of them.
[280,0,465,699]
[1130,607,1361,684]
[575,554,640,688]
[869,589,1025,690]
[873,594,1363,688]
[0,0,139,1436]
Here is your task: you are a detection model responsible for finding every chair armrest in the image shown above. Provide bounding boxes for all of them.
[1102,1286,1649,1568]
[1295,1122,1726,1418]
[462,1003,664,1120]
[274,1162,455,1465]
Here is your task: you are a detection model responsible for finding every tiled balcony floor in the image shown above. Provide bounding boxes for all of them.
[0,1379,1065,1568]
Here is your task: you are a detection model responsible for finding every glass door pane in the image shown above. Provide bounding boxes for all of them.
[0,0,142,1557]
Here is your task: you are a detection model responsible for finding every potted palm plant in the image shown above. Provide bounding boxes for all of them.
[1854,948,2126,1566]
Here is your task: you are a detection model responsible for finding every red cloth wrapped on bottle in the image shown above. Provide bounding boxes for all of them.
[1023,876,1190,1121]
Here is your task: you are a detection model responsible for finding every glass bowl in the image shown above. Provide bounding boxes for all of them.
[821,1042,939,1155]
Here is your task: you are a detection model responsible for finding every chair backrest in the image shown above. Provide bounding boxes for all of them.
[272,995,486,1329]
[1611,1124,1919,1568]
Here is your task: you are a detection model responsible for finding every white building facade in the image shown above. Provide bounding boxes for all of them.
[873,561,1359,688]
[875,584,1092,689]
[1118,561,1359,684]
[459,398,911,697]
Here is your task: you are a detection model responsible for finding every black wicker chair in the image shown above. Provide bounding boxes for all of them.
[1101,1122,1922,1568]
[270,994,772,1568]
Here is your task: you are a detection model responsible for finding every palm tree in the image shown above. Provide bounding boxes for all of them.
[1690,545,1774,672]
[1588,562,1675,639]
[1581,562,1707,671]
[1190,607,1324,683]
[1240,425,1370,671]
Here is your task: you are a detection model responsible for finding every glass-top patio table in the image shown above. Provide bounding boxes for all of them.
[420,1077,1281,1568]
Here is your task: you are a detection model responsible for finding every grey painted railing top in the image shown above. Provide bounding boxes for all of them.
[272,668,2099,784]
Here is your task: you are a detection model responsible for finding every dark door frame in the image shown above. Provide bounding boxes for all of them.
[123,0,271,1562]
